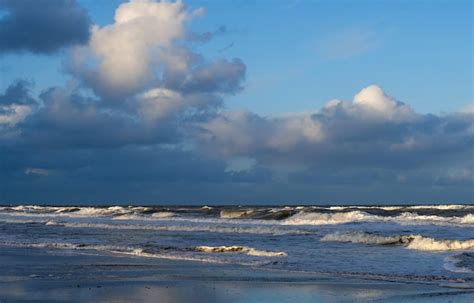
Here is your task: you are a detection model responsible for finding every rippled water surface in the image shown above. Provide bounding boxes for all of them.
[1,204,473,286]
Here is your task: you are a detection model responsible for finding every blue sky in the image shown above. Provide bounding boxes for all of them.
[0,0,472,204]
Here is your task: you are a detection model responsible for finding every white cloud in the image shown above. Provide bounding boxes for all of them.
[25,167,51,176]
[200,85,418,158]
[0,104,33,127]
[198,84,473,182]
[352,84,417,122]
[70,0,200,98]
[199,110,324,156]
[137,88,184,121]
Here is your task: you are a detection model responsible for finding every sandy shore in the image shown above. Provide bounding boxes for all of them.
[1,247,473,302]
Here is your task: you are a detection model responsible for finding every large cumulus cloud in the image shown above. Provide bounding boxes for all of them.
[198,85,474,191]
[0,0,91,54]
[67,0,245,100]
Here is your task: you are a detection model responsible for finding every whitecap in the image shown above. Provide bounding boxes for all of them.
[151,211,175,218]
[220,209,255,218]
[45,221,61,226]
[321,231,474,251]
[194,245,287,257]
[282,210,474,226]
[283,211,376,225]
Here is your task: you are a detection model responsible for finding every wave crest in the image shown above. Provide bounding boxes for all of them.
[195,245,287,257]
[283,211,372,225]
[283,211,474,226]
[220,209,255,219]
[321,231,474,251]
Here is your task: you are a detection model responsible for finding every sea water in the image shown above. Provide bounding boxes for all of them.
[0,204,473,287]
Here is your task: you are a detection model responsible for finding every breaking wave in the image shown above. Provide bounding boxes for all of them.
[220,209,256,218]
[283,211,371,225]
[321,231,474,251]
[194,245,287,257]
[1,205,473,228]
[56,221,307,235]
[151,211,175,218]
[0,241,284,265]
[328,205,474,211]
[283,211,474,226]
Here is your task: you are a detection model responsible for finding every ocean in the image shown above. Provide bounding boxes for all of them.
[1,204,473,290]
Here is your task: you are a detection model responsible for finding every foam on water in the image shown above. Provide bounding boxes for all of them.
[2,205,473,226]
[328,205,474,211]
[151,211,175,218]
[283,211,373,225]
[57,221,307,235]
[283,210,474,226]
[195,245,287,257]
[321,231,474,251]
[45,221,61,226]
[122,249,269,266]
[0,240,279,266]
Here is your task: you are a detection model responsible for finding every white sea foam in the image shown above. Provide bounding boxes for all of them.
[45,221,61,226]
[395,212,474,225]
[1,205,473,227]
[195,245,287,257]
[121,249,268,266]
[327,205,474,211]
[0,241,274,266]
[406,236,474,251]
[283,211,377,225]
[408,205,474,210]
[321,231,411,245]
[283,211,474,226]
[59,222,307,235]
[151,211,175,218]
[327,206,403,211]
[1,205,145,218]
[321,231,474,251]
[0,215,309,235]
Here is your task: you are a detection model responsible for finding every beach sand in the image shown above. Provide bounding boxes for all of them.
[1,247,473,302]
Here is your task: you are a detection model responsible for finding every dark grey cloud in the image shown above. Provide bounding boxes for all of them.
[0,80,36,106]
[0,0,91,54]
[0,143,271,203]
[0,79,270,203]
[14,87,182,149]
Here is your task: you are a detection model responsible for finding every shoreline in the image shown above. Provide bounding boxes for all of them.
[1,247,473,302]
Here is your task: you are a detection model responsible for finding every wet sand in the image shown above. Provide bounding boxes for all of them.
[1,247,473,303]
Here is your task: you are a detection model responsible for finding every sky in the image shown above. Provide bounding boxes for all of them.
[0,0,472,204]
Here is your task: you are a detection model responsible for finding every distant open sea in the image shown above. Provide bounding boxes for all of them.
[1,204,473,288]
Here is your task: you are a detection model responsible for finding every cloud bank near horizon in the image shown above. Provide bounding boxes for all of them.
[0,0,472,204]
